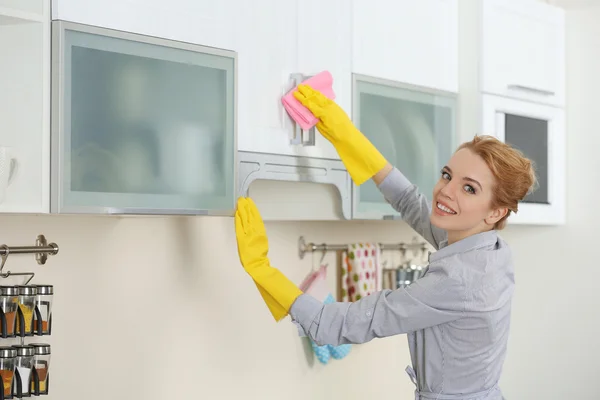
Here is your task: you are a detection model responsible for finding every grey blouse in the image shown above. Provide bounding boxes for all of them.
[290,168,513,400]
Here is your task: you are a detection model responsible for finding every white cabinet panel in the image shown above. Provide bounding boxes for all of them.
[481,94,565,225]
[235,0,298,156]
[236,0,347,160]
[297,0,353,118]
[0,2,49,213]
[353,0,458,93]
[481,0,565,106]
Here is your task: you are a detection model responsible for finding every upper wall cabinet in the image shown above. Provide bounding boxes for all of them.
[235,0,354,220]
[481,0,565,107]
[0,1,49,213]
[481,94,565,225]
[235,0,350,160]
[352,75,457,220]
[353,0,459,93]
[51,21,236,215]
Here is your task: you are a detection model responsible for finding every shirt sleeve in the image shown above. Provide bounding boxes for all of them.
[377,167,447,249]
[289,270,466,346]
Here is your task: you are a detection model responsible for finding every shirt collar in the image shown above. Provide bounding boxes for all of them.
[430,230,498,263]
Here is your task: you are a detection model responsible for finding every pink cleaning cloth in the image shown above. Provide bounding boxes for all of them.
[281,70,336,130]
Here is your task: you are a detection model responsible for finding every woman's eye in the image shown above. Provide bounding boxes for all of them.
[464,185,476,194]
[441,172,451,180]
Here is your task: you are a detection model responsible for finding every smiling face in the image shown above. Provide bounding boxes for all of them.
[430,148,508,244]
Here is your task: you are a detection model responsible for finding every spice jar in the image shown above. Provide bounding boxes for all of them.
[29,344,50,395]
[0,347,16,398]
[33,285,53,336]
[11,345,33,398]
[0,287,18,338]
[15,287,37,337]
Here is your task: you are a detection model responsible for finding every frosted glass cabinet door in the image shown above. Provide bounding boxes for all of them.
[51,21,236,215]
[352,75,457,219]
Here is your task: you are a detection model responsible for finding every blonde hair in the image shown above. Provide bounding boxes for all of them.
[457,135,537,230]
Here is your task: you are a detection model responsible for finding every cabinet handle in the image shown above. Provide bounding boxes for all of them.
[507,84,555,96]
[289,73,316,147]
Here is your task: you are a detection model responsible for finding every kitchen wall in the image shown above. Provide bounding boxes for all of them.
[0,3,597,400]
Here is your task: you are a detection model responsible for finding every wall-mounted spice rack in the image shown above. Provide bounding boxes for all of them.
[0,235,58,399]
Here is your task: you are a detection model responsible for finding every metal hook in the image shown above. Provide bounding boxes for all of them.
[0,245,36,284]
[319,244,327,265]
[0,245,9,275]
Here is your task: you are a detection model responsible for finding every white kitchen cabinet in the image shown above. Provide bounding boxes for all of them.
[235,0,350,160]
[53,0,353,219]
[0,1,49,213]
[352,75,457,220]
[481,0,565,106]
[353,0,458,93]
[235,0,354,220]
[51,21,237,215]
[481,94,565,225]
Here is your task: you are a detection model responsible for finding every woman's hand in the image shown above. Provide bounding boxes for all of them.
[234,197,303,321]
[234,197,269,271]
[293,84,354,143]
[293,84,388,186]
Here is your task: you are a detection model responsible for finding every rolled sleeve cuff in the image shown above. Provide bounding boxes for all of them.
[289,294,323,337]
[377,167,413,199]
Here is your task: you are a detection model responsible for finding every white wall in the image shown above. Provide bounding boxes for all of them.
[1,215,426,400]
[0,2,597,400]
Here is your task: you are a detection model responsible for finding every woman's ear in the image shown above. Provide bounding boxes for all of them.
[485,207,508,226]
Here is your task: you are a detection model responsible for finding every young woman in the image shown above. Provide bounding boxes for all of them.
[234,85,535,400]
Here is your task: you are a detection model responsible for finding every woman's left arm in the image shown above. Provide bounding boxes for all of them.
[290,271,466,346]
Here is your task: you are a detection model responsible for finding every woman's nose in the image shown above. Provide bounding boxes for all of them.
[440,182,457,199]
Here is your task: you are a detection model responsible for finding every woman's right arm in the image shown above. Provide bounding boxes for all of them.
[373,163,446,250]
[291,86,445,249]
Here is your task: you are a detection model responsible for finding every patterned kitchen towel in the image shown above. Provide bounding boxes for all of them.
[299,264,352,364]
[340,243,382,302]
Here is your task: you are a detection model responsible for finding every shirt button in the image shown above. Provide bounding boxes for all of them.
[366,311,372,317]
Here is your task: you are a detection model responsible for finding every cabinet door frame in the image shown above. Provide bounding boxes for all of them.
[351,73,458,220]
[481,94,565,225]
[50,20,238,215]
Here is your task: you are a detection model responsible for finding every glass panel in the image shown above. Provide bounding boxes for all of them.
[354,78,456,217]
[504,114,549,204]
[59,25,235,212]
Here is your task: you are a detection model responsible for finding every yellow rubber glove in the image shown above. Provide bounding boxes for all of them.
[234,197,303,321]
[293,84,388,185]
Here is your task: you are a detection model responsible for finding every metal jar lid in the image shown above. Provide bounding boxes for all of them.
[29,343,51,355]
[17,286,38,296]
[35,285,53,295]
[0,286,18,296]
[11,345,34,357]
[0,347,17,358]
